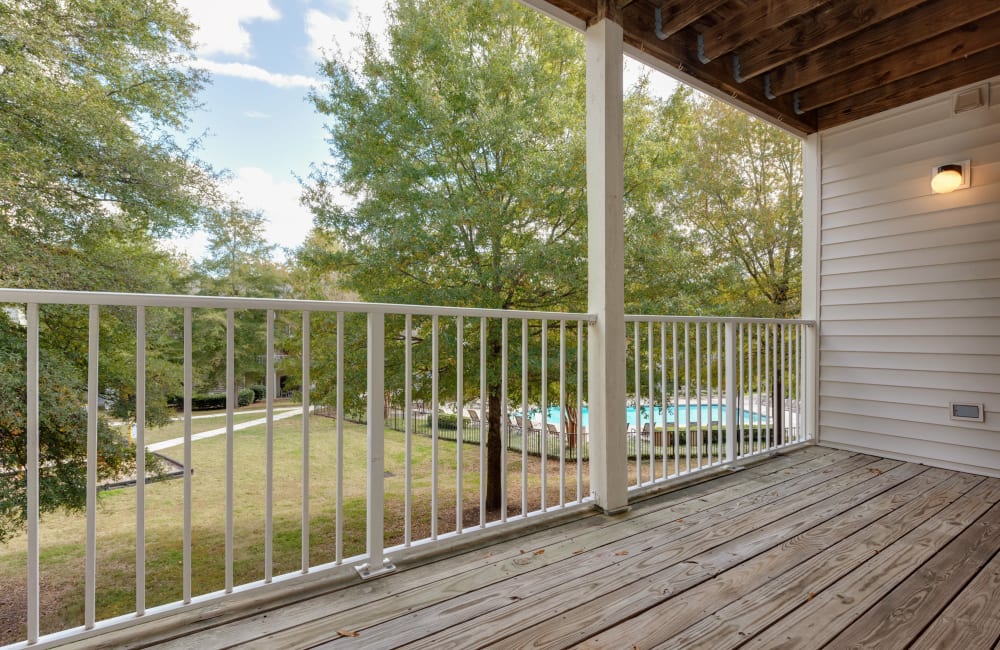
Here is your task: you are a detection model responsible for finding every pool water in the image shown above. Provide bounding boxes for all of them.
[543,404,762,429]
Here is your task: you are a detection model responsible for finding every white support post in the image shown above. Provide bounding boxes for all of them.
[802,133,821,443]
[724,322,737,463]
[357,312,395,579]
[586,9,628,514]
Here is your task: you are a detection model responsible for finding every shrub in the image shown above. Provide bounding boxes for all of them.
[249,384,266,402]
[427,412,458,430]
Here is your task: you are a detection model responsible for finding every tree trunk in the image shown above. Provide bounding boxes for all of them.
[485,386,503,512]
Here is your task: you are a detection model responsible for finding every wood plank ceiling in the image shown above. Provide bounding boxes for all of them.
[544,0,1000,134]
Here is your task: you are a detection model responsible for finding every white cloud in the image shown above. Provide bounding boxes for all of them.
[226,167,315,257]
[244,110,270,119]
[177,0,280,57]
[305,1,390,61]
[196,59,317,89]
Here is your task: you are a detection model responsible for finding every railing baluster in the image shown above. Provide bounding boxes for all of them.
[183,307,192,603]
[738,323,744,458]
[715,323,722,464]
[672,323,678,476]
[684,323,690,473]
[335,312,344,564]
[404,313,413,546]
[501,317,508,520]
[695,323,702,469]
[456,316,463,534]
[26,303,39,644]
[86,305,98,627]
[225,309,234,593]
[559,320,566,506]
[576,320,584,501]
[431,315,439,539]
[265,310,274,583]
[755,322,762,454]
[633,320,640,486]
[540,319,547,510]
[522,319,529,515]
[136,306,146,615]
[659,323,667,479]
[797,324,804,442]
[725,322,736,464]
[302,311,310,572]
[706,322,712,467]
[647,322,654,481]
[479,317,486,528]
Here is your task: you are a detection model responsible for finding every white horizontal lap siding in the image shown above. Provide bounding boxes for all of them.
[817,76,1000,476]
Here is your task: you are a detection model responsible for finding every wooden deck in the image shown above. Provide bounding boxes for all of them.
[84,446,1000,649]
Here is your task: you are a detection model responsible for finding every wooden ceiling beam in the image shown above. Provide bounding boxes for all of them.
[623,7,818,133]
[698,0,826,64]
[769,1,1000,96]
[818,45,1000,130]
[735,0,926,83]
[649,0,727,41]
[799,12,1000,113]
[539,0,598,23]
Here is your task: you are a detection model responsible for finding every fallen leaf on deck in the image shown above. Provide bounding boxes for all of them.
[572,549,586,555]
[337,629,360,637]
[615,550,629,556]
[533,549,545,555]
[808,592,815,601]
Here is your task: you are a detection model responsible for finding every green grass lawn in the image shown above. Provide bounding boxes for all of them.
[0,413,586,643]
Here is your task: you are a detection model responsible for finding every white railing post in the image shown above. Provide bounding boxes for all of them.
[356,311,395,579]
[724,322,737,463]
[805,323,818,443]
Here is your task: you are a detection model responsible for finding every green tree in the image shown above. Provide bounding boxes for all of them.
[0,0,217,289]
[193,202,286,392]
[669,100,802,317]
[0,0,216,536]
[303,0,589,511]
[0,318,137,543]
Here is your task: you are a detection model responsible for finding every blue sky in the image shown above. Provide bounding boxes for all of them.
[169,0,676,261]
[168,0,391,260]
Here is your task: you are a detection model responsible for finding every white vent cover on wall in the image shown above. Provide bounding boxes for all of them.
[950,402,985,422]
[953,85,989,115]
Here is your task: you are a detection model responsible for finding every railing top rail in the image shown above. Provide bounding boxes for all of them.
[625,314,816,326]
[0,287,596,322]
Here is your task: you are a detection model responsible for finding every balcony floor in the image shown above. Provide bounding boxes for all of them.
[76,445,1000,649]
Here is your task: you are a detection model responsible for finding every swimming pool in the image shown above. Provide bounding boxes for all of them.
[543,404,763,429]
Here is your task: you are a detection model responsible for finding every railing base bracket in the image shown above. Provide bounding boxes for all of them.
[354,558,397,580]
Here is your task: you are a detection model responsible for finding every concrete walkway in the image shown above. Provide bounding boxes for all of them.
[148,406,311,452]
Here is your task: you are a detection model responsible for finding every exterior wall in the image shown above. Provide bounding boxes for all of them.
[817,77,1000,477]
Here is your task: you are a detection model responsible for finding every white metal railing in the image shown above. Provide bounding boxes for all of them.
[0,289,815,647]
[0,288,595,647]
[624,315,815,491]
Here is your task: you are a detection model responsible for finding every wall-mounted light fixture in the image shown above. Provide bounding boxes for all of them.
[931,160,970,194]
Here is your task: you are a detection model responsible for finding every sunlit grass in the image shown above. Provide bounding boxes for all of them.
[0,413,587,643]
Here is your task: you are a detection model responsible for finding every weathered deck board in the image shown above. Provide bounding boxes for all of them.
[256,452,881,649]
[149,446,844,650]
[829,498,1000,650]
[215,450,861,650]
[107,447,1000,650]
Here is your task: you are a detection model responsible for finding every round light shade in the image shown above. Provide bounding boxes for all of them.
[931,165,964,194]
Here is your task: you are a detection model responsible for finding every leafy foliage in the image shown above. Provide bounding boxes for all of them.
[0,319,136,543]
